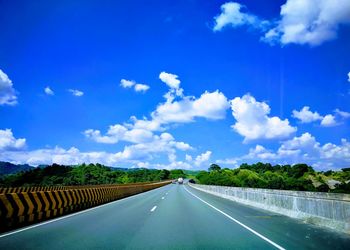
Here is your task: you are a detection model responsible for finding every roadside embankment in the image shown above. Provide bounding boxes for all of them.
[189,183,350,234]
[0,181,171,232]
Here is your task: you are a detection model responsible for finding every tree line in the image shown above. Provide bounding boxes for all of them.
[0,163,186,187]
[195,163,350,193]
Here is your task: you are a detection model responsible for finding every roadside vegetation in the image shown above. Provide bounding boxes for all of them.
[1,161,349,193]
[195,163,350,194]
[0,163,186,187]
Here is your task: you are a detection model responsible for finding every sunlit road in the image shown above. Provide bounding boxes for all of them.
[0,183,349,249]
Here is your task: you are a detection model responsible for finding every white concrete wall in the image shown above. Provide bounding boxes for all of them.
[189,183,350,234]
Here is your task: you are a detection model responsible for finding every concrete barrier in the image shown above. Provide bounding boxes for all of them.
[189,183,350,234]
[0,181,171,232]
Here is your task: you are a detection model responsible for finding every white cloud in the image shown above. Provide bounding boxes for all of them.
[334,109,350,119]
[85,70,225,169]
[0,146,118,166]
[159,72,181,90]
[153,90,229,124]
[230,94,296,141]
[84,124,153,144]
[264,0,350,46]
[120,79,135,88]
[194,151,212,167]
[241,133,350,170]
[292,107,348,126]
[44,86,54,95]
[246,145,279,160]
[111,132,192,163]
[0,69,17,105]
[185,154,192,162]
[348,72,350,82]
[120,79,150,93]
[129,116,163,132]
[68,89,84,97]
[1,129,192,167]
[134,83,150,92]
[213,2,267,32]
[0,129,26,151]
[292,106,323,123]
[213,0,350,46]
[183,151,212,168]
[320,114,337,127]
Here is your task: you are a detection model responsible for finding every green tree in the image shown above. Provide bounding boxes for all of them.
[208,164,221,172]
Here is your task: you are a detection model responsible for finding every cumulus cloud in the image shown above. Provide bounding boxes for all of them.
[292,106,349,126]
[320,114,337,127]
[134,84,150,92]
[1,129,192,167]
[348,72,350,82]
[194,151,212,167]
[44,86,54,95]
[183,151,212,168]
[213,0,350,46]
[0,129,26,151]
[159,72,181,90]
[334,109,350,119]
[230,94,296,141]
[153,90,229,124]
[0,146,118,166]
[90,72,229,141]
[120,79,150,93]
[84,124,154,144]
[68,89,84,97]
[120,79,135,88]
[241,132,350,170]
[213,2,268,32]
[264,0,350,46]
[292,106,323,123]
[84,72,227,169]
[111,132,192,163]
[0,69,17,105]
[185,154,192,162]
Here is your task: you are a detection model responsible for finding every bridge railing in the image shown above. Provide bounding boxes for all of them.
[190,183,350,235]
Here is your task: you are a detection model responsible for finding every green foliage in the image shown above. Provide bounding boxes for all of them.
[196,162,349,193]
[208,164,221,172]
[0,163,173,187]
[169,169,186,179]
[332,182,350,193]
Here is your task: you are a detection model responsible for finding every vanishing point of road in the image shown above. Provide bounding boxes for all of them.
[0,183,349,249]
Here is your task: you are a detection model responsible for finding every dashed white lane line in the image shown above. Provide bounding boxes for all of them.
[150,206,157,212]
[184,186,285,250]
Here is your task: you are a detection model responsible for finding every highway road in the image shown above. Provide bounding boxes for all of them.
[0,183,349,249]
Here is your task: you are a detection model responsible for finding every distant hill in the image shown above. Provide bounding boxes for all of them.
[0,161,34,176]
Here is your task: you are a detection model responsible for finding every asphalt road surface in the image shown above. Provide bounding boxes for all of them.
[0,183,349,249]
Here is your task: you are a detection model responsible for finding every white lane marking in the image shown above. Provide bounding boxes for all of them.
[0,185,170,238]
[150,206,157,212]
[161,196,165,200]
[184,186,285,250]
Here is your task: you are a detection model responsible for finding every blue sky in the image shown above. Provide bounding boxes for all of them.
[0,0,350,170]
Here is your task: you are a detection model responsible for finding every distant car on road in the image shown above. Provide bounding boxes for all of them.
[178,177,184,184]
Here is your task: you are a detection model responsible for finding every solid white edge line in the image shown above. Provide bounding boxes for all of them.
[184,186,285,250]
[150,206,157,212]
[0,185,169,238]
